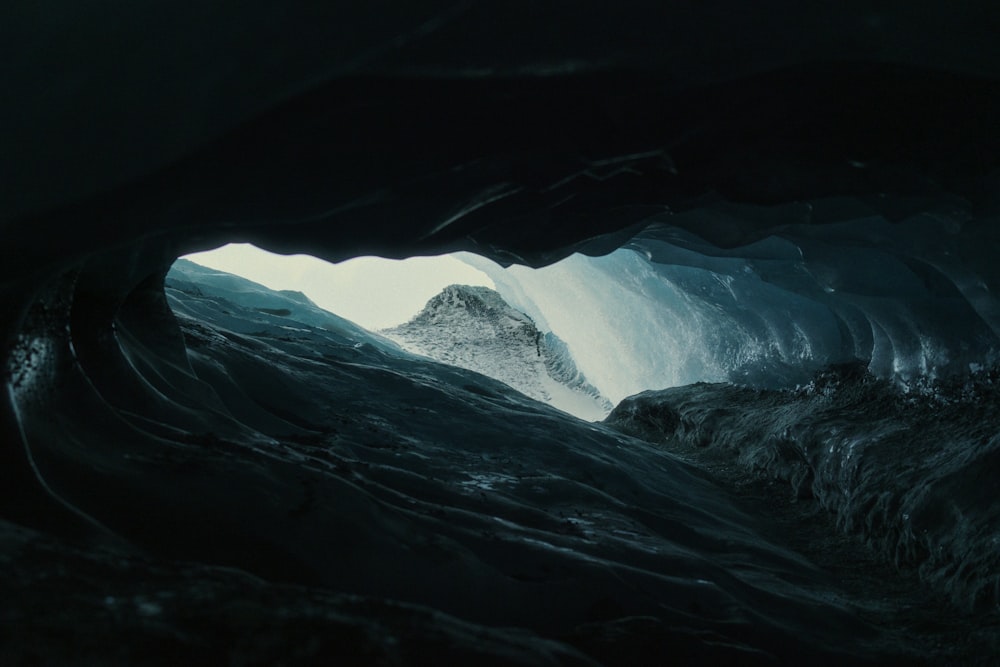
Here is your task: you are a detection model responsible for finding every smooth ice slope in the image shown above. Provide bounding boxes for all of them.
[167,259,388,344]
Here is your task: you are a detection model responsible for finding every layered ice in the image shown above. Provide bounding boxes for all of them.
[461,246,837,404]
[461,207,1000,403]
[606,364,1000,612]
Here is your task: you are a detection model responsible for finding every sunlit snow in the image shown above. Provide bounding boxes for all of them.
[183,243,495,330]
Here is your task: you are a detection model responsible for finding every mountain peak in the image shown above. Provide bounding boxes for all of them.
[411,284,532,326]
[383,285,611,420]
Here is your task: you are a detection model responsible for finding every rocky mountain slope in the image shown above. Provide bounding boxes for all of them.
[382,285,612,420]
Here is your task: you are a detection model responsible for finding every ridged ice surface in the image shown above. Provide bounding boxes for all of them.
[606,364,1000,611]
[461,207,1000,403]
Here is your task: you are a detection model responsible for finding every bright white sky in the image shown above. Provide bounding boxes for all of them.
[182,243,495,330]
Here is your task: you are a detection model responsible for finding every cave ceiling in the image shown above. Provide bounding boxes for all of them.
[3,2,999,270]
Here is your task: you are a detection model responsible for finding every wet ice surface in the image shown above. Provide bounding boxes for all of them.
[4,262,987,665]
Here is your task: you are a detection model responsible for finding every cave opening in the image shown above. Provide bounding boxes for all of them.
[172,234,845,423]
[7,4,1000,663]
[174,243,636,421]
[174,209,1000,420]
[182,243,497,331]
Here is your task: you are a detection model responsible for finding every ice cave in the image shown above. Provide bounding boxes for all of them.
[3,3,1000,665]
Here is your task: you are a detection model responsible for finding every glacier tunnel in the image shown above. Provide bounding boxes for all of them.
[2,2,1000,665]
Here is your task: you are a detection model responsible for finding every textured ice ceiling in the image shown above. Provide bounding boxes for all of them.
[5,2,1000,386]
[2,2,1000,664]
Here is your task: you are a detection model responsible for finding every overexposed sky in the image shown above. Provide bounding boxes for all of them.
[182,243,495,330]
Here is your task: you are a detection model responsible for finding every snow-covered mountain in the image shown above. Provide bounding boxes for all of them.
[382,285,612,420]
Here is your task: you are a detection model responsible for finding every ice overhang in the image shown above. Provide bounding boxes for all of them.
[3,5,1000,386]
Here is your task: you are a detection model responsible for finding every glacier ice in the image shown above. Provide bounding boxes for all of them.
[5,4,1000,663]
[606,365,1000,612]
[460,209,1000,403]
[460,246,835,404]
